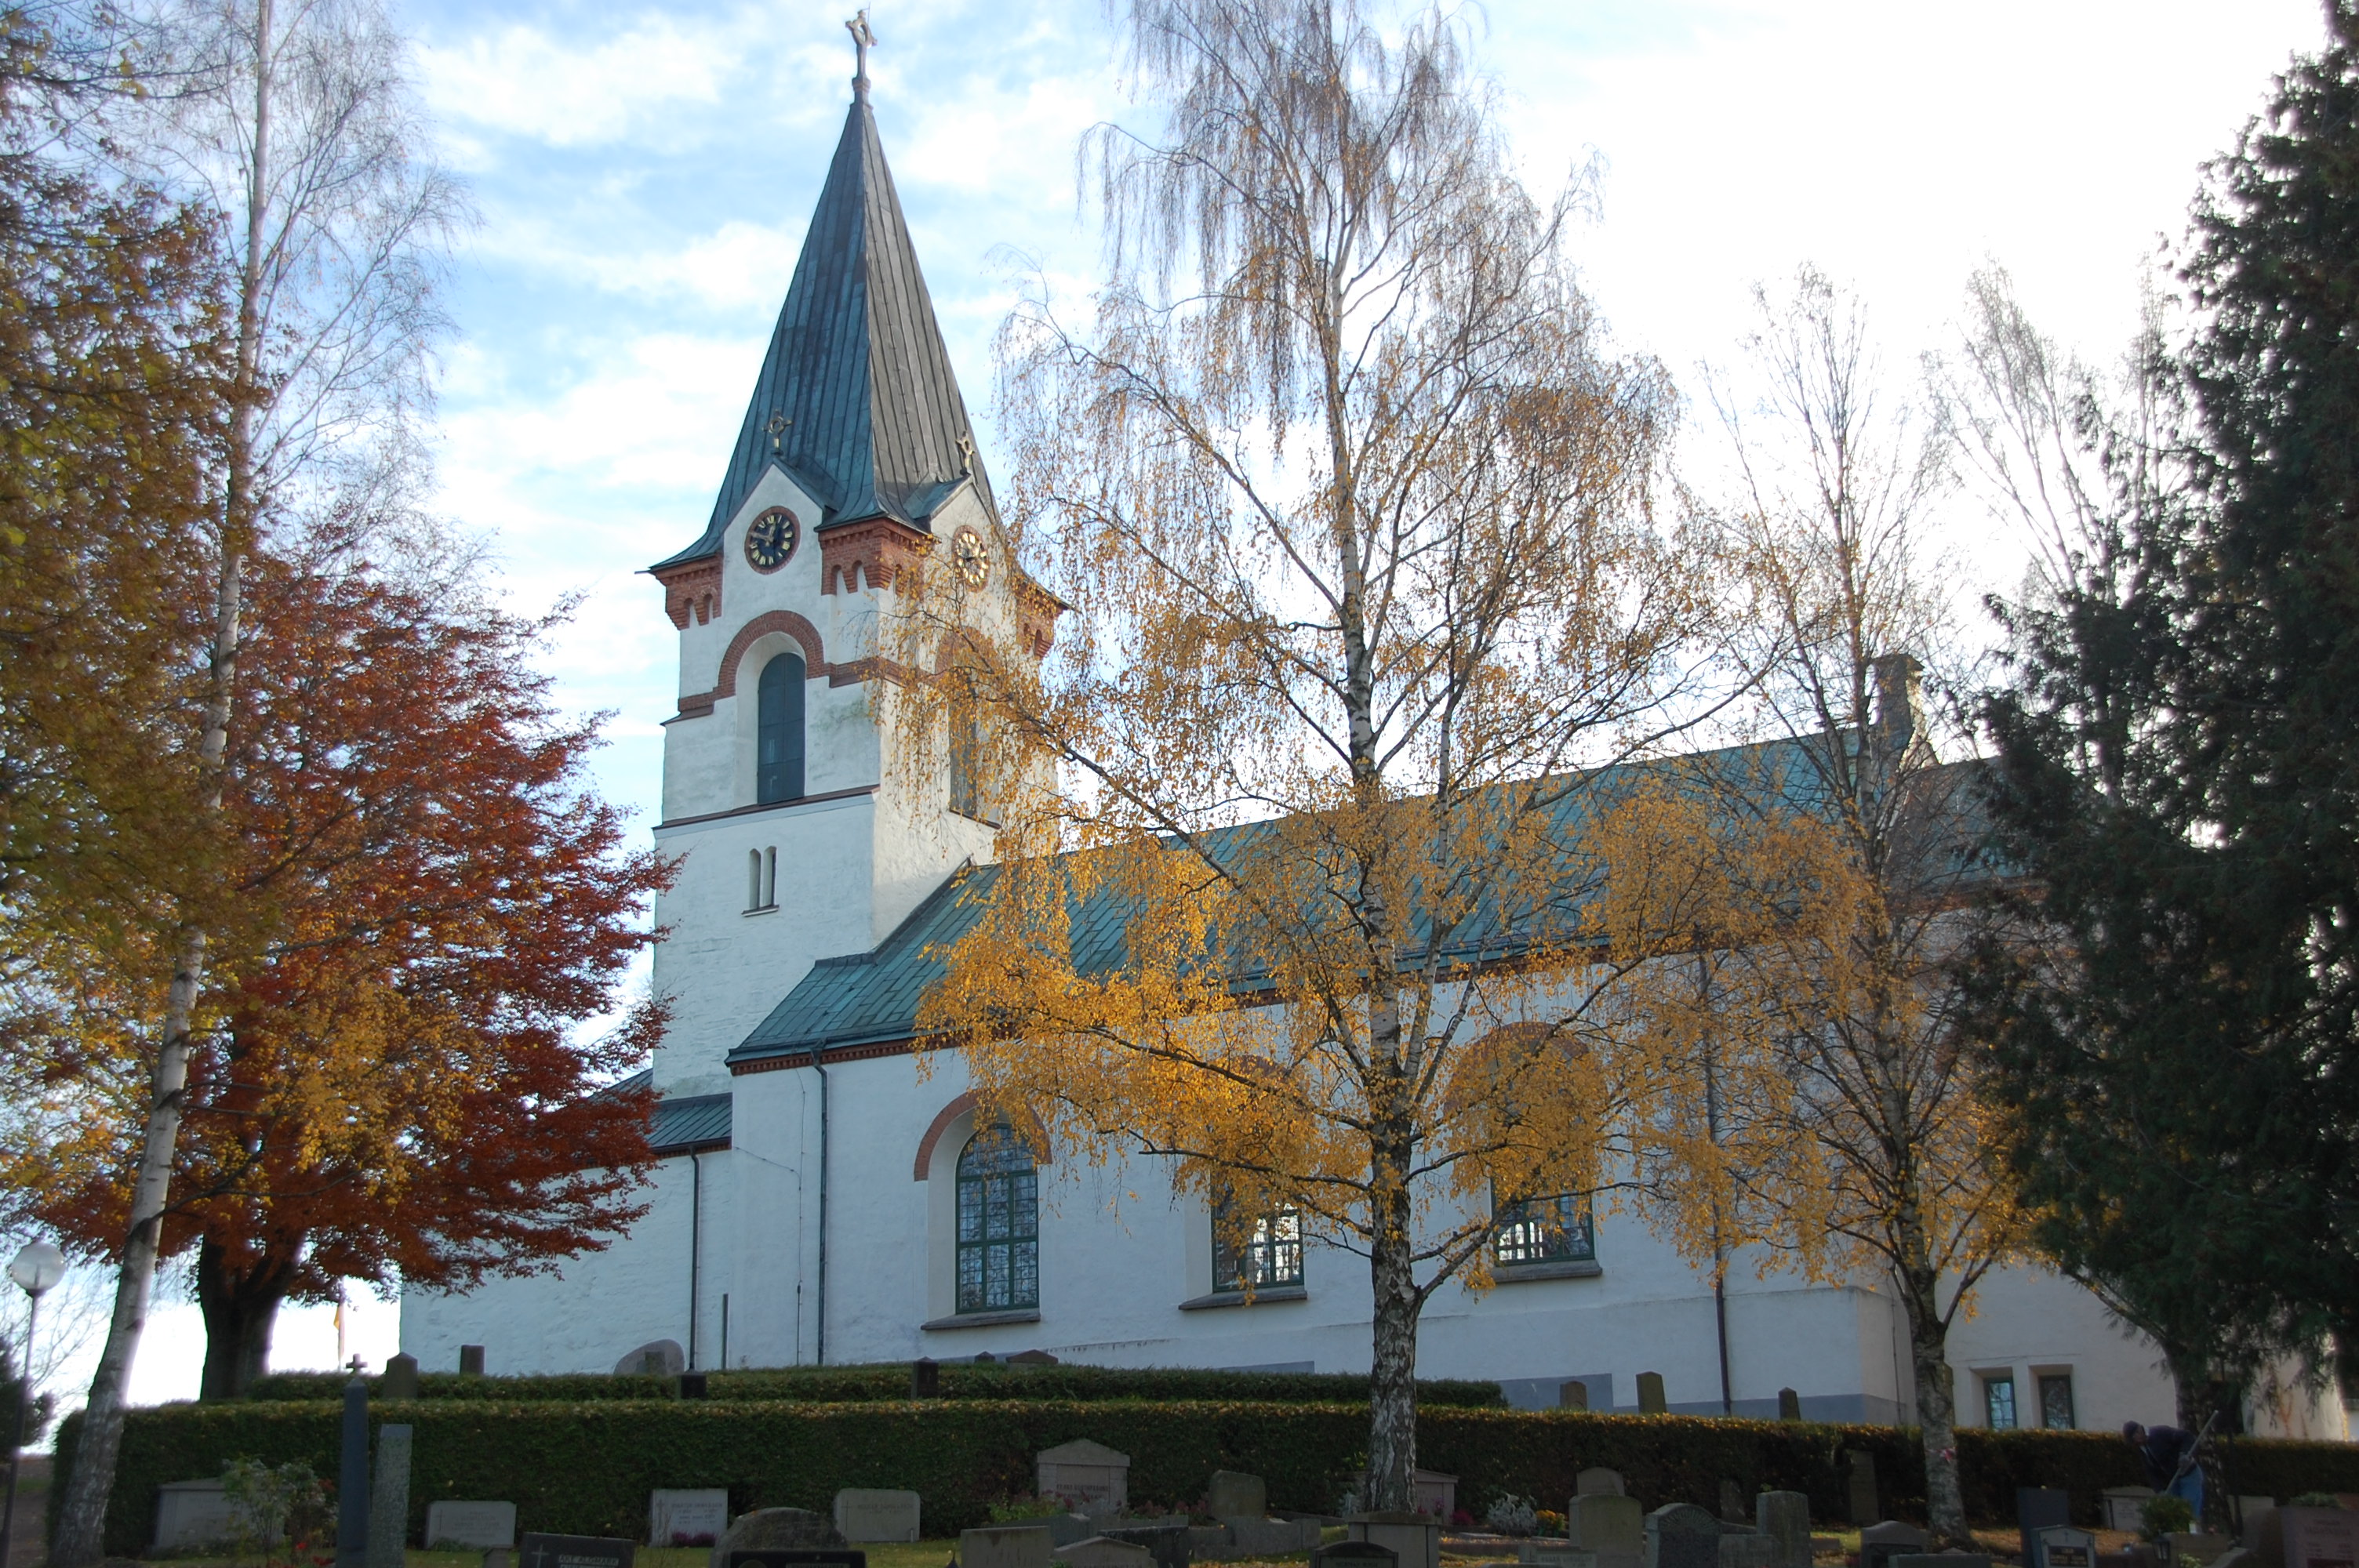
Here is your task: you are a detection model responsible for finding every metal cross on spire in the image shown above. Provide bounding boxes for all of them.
[846,9,876,100]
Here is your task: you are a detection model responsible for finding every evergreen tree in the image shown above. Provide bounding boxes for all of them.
[1970,2,2359,1446]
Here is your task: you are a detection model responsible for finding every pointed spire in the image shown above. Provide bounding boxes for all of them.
[653,66,990,572]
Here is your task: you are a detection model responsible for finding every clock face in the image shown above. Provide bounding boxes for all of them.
[744,507,798,572]
[952,527,990,590]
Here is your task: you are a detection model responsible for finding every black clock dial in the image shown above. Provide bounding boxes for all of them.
[744,507,799,571]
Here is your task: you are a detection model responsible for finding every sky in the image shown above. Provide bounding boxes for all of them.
[25,0,2328,1410]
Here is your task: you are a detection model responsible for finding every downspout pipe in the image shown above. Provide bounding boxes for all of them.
[688,1150,702,1370]
[810,1044,829,1367]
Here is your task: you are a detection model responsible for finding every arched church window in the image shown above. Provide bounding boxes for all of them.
[756,652,805,804]
[955,1123,1038,1313]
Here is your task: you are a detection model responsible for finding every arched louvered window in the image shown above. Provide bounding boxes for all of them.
[955,1123,1038,1312]
[756,652,805,804]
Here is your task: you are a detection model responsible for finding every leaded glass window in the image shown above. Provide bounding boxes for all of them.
[1493,1192,1595,1266]
[956,1123,1038,1312]
[2039,1373,2076,1430]
[757,652,805,804]
[1984,1373,2018,1429]
[1213,1200,1303,1291]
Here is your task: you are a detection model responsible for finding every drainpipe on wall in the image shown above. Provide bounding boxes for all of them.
[688,1150,703,1370]
[810,1044,829,1367]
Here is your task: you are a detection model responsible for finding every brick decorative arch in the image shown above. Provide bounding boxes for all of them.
[716,611,830,699]
[913,1090,1053,1181]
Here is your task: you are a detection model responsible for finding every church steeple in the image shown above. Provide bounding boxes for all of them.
[653,60,990,572]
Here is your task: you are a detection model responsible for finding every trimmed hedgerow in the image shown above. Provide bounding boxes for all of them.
[56,1399,2359,1558]
[243,1365,1510,1408]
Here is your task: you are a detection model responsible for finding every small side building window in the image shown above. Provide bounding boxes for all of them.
[956,1123,1038,1313]
[747,847,777,912]
[1494,1192,1595,1267]
[1213,1200,1303,1291]
[1983,1372,2018,1429]
[2038,1372,2077,1430]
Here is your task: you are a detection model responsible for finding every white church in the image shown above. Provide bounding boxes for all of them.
[399,70,2344,1443]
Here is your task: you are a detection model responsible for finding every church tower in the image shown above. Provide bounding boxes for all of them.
[642,56,1037,1095]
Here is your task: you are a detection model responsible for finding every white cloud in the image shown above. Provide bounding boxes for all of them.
[416,13,745,147]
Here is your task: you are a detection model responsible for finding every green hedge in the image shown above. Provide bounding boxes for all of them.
[244,1365,1508,1408]
[54,1396,2359,1558]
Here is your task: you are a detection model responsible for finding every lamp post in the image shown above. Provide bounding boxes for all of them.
[1,1241,65,1568]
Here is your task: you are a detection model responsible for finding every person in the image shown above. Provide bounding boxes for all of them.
[2123,1421,2205,1521]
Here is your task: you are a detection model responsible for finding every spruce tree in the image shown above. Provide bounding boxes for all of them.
[1972,1,2359,1444]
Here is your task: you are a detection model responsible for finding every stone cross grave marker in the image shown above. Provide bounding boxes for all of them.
[959,1526,1051,1568]
[1845,1458,1878,1528]
[1636,1374,1669,1414]
[2281,1508,2359,1568]
[427,1501,518,1552]
[2035,1527,2095,1568]
[1209,1472,1267,1522]
[1645,1505,1719,1568]
[1858,1522,1930,1568]
[834,1491,920,1544]
[652,1490,730,1548]
[1578,1470,1627,1500]
[1038,1439,1131,1517]
[1755,1493,1810,1568]
[2018,1491,2072,1568]
[519,1532,635,1568]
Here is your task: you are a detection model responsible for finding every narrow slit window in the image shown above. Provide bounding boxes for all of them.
[747,849,762,910]
[761,847,777,909]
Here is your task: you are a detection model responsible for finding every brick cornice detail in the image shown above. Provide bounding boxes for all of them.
[820,516,930,595]
[909,1089,1056,1179]
[1015,578,1063,659]
[677,610,841,716]
[652,557,723,630]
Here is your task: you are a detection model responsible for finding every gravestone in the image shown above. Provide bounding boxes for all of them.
[2164,1536,2237,1568]
[2105,1491,2159,1534]
[2280,1508,2359,1568]
[651,1490,730,1548]
[1570,1495,1645,1568]
[1578,1471,1628,1500]
[1415,1472,1459,1521]
[1062,1541,1156,1568]
[1208,1472,1267,1522]
[963,1526,1054,1568]
[1645,1505,1719,1568]
[1011,1348,1061,1365]
[914,1359,940,1398]
[2037,1528,2097,1568]
[1350,1513,1440,1568]
[519,1533,635,1568]
[614,1339,684,1377]
[1720,1484,1747,1526]
[1719,1540,1774,1568]
[712,1508,846,1568]
[2234,1501,2277,1557]
[834,1490,921,1544]
[383,1354,420,1402]
[1561,1382,1590,1411]
[729,1553,866,1568]
[1313,1544,1399,1568]
[1099,1525,1190,1568]
[368,1425,413,1568]
[1228,1521,1321,1556]
[1045,1518,1098,1549]
[1846,1457,1878,1528]
[1636,1373,1669,1415]
[2020,1490,2074,1568]
[1756,1492,1810,1568]
[428,1501,519,1552]
[460,1344,485,1376]
[1777,1390,1801,1423]
[153,1479,238,1553]
[1039,1440,1132,1517]
[1857,1521,1930,1568]
[681,1374,709,1399]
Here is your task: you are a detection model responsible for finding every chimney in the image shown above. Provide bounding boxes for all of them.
[1871,652,1924,758]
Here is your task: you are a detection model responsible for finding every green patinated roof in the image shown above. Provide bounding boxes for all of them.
[653,89,991,572]
[726,741,1986,1069]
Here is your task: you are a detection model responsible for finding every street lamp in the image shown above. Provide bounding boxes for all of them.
[1,1240,65,1568]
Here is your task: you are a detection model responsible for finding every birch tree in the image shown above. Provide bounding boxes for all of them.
[1600,270,2016,1545]
[890,0,1710,1508]
[50,1,457,1557]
